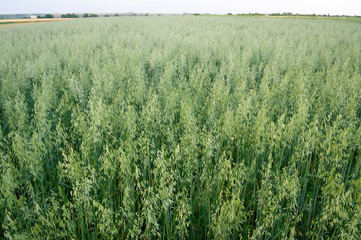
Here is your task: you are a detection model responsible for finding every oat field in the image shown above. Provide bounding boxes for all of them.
[0,16,361,239]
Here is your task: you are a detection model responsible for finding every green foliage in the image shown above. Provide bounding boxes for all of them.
[38,14,54,19]
[61,13,78,18]
[84,13,98,18]
[0,16,361,239]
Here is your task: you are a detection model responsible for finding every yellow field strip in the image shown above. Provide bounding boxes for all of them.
[0,18,74,28]
[0,18,73,23]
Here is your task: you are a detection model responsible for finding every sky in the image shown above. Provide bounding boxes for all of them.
[1,0,360,16]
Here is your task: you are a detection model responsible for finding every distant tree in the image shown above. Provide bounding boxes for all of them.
[114,13,119,16]
[227,13,233,15]
[83,13,97,18]
[194,13,201,16]
[36,14,54,19]
[105,15,110,17]
[37,15,53,19]
[61,13,79,18]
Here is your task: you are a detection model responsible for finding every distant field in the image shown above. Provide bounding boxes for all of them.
[0,16,360,239]
[0,18,72,27]
[0,23,26,28]
[0,18,73,23]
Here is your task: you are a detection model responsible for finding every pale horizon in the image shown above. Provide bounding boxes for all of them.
[2,0,361,16]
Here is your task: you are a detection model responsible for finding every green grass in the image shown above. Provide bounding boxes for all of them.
[0,22,19,25]
[0,16,361,239]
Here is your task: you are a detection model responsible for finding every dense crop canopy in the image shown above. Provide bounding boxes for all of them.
[0,16,361,239]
